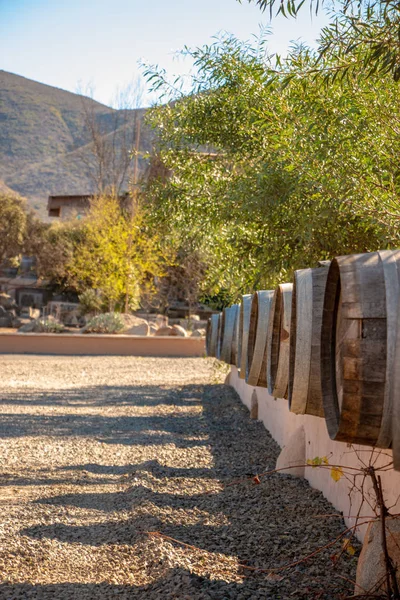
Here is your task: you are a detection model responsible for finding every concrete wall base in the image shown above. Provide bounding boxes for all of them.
[276,425,306,478]
[230,366,400,542]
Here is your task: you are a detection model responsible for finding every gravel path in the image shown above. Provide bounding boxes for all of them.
[0,355,358,599]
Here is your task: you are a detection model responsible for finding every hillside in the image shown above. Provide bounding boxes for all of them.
[0,71,153,218]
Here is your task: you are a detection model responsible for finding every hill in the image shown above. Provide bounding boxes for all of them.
[0,71,153,218]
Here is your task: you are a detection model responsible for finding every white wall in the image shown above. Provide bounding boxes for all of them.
[230,366,400,541]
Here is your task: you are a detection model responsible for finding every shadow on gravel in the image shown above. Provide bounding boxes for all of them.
[0,412,208,447]
[0,385,201,407]
[60,461,214,479]
[0,572,254,600]
[14,383,359,598]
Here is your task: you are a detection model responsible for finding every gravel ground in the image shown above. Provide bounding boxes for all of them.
[0,355,358,599]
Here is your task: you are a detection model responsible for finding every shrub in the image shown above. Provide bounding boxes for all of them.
[78,289,103,316]
[83,312,125,334]
[36,318,65,333]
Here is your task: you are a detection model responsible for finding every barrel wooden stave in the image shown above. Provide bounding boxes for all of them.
[267,283,293,399]
[246,290,274,387]
[206,313,220,357]
[289,269,313,414]
[230,304,240,367]
[238,294,252,379]
[220,305,239,364]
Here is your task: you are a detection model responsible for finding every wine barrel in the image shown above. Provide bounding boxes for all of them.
[267,283,293,398]
[238,294,252,379]
[246,290,274,387]
[219,305,240,364]
[206,313,220,357]
[288,265,329,416]
[321,250,400,447]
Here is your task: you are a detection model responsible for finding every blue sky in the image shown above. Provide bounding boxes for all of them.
[0,0,328,107]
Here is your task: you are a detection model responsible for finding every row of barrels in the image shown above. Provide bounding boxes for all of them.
[206,250,400,467]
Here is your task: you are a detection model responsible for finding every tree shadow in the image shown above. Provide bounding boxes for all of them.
[0,412,207,447]
[0,385,202,408]
[7,381,357,598]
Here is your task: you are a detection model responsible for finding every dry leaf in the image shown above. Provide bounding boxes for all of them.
[331,466,343,482]
[253,475,261,484]
[342,538,356,556]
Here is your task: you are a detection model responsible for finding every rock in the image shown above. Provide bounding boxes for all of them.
[155,326,174,336]
[189,314,200,321]
[356,517,400,595]
[155,314,168,328]
[126,322,150,336]
[191,329,206,337]
[149,324,158,336]
[30,308,41,320]
[18,320,36,333]
[170,324,187,337]
[12,317,24,328]
[0,293,16,310]
[120,313,149,335]
[275,425,306,478]
[0,311,13,327]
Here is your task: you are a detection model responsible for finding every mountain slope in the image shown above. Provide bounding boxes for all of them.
[0,71,152,218]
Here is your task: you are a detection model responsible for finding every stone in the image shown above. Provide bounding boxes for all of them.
[30,308,41,320]
[191,329,206,337]
[155,326,174,336]
[155,314,168,328]
[170,324,187,337]
[356,517,400,595]
[275,425,306,478]
[0,316,12,327]
[126,322,150,336]
[149,324,158,336]
[0,293,16,310]
[17,320,36,333]
[119,313,150,335]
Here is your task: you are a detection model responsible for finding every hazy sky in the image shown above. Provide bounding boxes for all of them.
[1,0,328,107]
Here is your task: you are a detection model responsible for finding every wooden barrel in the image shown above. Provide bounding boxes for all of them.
[288,265,330,416]
[219,305,239,364]
[267,283,293,398]
[238,294,252,379]
[321,250,400,447]
[246,290,274,387]
[206,313,220,357]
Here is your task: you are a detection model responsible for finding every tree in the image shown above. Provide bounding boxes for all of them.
[144,33,396,298]
[243,0,400,81]
[77,80,145,196]
[0,193,27,265]
[69,194,161,311]
[23,215,83,291]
